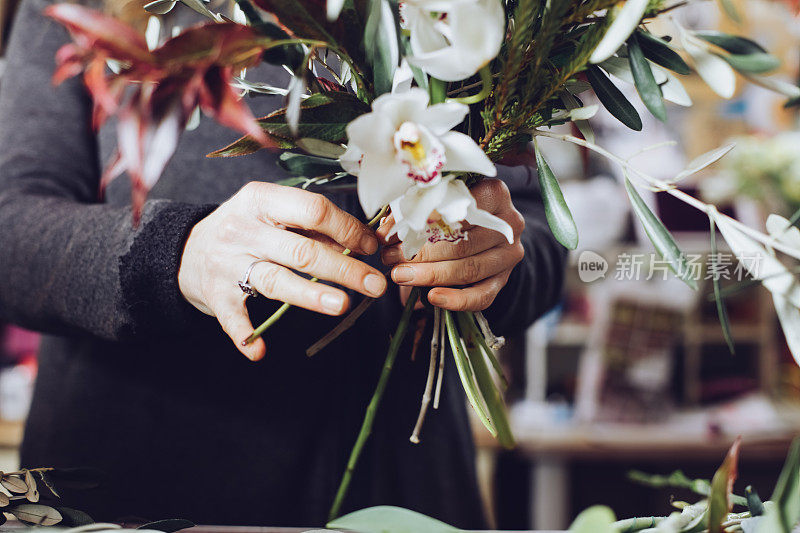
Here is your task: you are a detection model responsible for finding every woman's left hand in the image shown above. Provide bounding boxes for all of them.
[377,179,525,312]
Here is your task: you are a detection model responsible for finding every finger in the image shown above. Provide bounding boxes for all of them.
[469,178,512,215]
[293,229,347,253]
[376,213,400,245]
[254,227,387,298]
[249,261,350,315]
[390,242,524,287]
[381,226,507,265]
[427,270,512,311]
[243,182,378,255]
[215,300,266,361]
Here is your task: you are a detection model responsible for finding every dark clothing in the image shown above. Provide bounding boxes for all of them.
[0,0,567,527]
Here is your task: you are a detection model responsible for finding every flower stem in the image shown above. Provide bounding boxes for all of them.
[429,78,448,105]
[448,66,493,105]
[327,287,421,522]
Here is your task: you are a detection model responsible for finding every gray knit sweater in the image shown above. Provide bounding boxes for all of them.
[0,0,567,527]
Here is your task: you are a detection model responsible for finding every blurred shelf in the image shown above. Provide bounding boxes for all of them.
[0,418,23,448]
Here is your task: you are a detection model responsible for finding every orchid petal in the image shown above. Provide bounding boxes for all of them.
[440,132,497,176]
[466,207,514,244]
[358,155,412,216]
[339,144,364,176]
[414,101,469,135]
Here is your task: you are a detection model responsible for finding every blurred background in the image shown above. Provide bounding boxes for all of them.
[2,0,800,530]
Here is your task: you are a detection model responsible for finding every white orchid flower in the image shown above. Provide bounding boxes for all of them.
[402,0,505,82]
[340,87,496,217]
[388,175,514,259]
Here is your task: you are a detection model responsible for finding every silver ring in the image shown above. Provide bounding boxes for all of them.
[238,260,263,298]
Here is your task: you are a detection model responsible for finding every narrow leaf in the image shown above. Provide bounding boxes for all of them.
[139,519,196,532]
[708,437,741,533]
[625,177,698,290]
[9,503,63,526]
[278,152,342,176]
[710,216,736,354]
[587,65,642,131]
[673,143,735,182]
[562,91,595,143]
[364,0,399,96]
[628,33,667,122]
[636,30,692,75]
[1,475,27,494]
[327,505,459,533]
[774,292,800,368]
[722,53,780,74]
[590,0,649,63]
[534,139,578,249]
[769,437,800,531]
[695,31,767,55]
[680,31,736,98]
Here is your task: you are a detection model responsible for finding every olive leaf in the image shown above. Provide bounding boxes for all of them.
[2,474,28,494]
[627,32,667,122]
[709,216,735,354]
[721,53,780,74]
[24,470,39,503]
[586,65,642,131]
[624,177,698,290]
[328,505,460,533]
[533,139,578,250]
[9,503,63,526]
[695,31,767,55]
[0,491,9,507]
[55,506,95,527]
[636,30,691,75]
[278,152,342,177]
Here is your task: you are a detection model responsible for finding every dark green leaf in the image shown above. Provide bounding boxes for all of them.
[251,0,339,46]
[457,312,514,449]
[55,507,95,527]
[587,65,642,131]
[139,519,196,532]
[769,437,800,531]
[746,486,765,517]
[328,505,460,533]
[8,503,63,526]
[278,152,342,176]
[627,33,667,122]
[208,91,369,158]
[695,31,766,54]
[710,216,735,354]
[720,52,780,74]
[708,438,741,533]
[364,0,399,96]
[636,30,691,75]
[275,176,310,187]
[533,140,578,249]
[624,177,698,290]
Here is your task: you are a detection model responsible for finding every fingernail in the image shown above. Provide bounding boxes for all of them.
[361,234,378,255]
[364,273,387,296]
[392,266,414,283]
[382,248,403,265]
[321,292,345,313]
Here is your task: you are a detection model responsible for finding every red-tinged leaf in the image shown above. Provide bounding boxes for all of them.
[44,4,153,64]
[152,23,267,71]
[251,0,335,42]
[316,76,347,92]
[708,437,742,533]
[199,66,269,145]
[52,44,87,85]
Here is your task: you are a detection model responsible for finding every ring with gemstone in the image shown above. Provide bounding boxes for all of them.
[238,260,263,298]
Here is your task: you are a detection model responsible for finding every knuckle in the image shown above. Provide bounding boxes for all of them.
[218,218,241,243]
[305,194,330,227]
[452,239,471,259]
[461,257,482,283]
[512,242,525,263]
[290,240,319,271]
[255,264,280,297]
[511,210,525,235]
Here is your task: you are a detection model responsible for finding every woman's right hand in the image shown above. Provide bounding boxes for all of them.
[178,181,387,361]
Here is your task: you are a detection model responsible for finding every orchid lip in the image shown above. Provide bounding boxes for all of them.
[393,121,446,185]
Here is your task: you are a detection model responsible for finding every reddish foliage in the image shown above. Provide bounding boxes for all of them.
[45,4,271,220]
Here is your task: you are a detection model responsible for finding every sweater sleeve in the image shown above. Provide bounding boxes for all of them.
[480,164,569,335]
[0,0,214,341]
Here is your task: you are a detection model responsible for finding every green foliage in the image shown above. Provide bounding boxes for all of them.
[328,506,460,533]
[627,32,667,122]
[533,138,579,250]
[708,438,741,533]
[586,65,643,131]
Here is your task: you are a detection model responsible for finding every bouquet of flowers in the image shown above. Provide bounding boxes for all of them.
[44,0,800,523]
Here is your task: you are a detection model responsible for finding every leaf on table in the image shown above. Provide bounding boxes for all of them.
[627,32,667,122]
[138,519,196,532]
[586,65,642,131]
[534,139,579,250]
[636,30,692,75]
[624,177,698,290]
[589,0,649,64]
[9,503,63,526]
[54,507,95,527]
[707,436,741,533]
[24,470,39,503]
[1,474,28,494]
[0,490,9,507]
[568,505,617,532]
[327,505,460,533]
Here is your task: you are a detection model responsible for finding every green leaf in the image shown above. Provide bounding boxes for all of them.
[327,506,460,533]
[624,177,698,290]
[636,30,692,75]
[278,152,342,176]
[721,52,780,74]
[457,312,514,448]
[695,31,766,55]
[533,139,578,249]
[207,91,369,157]
[252,0,340,46]
[710,216,735,354]
[769,437,800,531]
[746,486,766,517]
[364,0,399,96]
[627,32,667,122]
[708,437,741,533]
[568,506,617,533]
[443,310,496,438]
[587,65,642,131]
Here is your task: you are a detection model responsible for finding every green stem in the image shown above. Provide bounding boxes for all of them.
[429,78,448,105]
[447,66,493,105]
[327,287,421,522]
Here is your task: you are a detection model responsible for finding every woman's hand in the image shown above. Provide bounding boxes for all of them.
[179,181,387,361]
[378,179,525,312]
